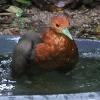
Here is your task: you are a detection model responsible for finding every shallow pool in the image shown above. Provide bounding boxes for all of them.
[0,54,100,96]
[0,36,100,97]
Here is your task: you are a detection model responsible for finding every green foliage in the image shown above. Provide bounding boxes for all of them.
[6,6,23,17]
[16,0,31,4]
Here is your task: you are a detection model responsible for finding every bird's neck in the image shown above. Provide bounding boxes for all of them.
[48,27,60,36]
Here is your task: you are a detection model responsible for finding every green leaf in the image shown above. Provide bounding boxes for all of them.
[6,6,23,17]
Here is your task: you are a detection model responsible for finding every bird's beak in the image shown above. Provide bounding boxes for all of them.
[62,27,73,40]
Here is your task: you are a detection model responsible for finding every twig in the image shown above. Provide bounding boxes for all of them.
[0,13,14,16]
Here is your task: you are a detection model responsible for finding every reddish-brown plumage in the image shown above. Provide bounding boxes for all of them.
[11,15,78,78]
[35,16,78,71]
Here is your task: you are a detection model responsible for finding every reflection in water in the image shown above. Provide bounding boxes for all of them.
[0,54,100,96]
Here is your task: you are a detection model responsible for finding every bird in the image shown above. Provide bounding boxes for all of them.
[11,15,78,78]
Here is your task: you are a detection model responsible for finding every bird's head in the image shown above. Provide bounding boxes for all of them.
[50,15,73,40]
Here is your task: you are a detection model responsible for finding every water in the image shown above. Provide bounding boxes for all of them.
[0,36,100,96]
[0,54,100,96]
[0,55,15,96]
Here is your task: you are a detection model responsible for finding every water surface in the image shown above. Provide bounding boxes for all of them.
[0,54,100,96]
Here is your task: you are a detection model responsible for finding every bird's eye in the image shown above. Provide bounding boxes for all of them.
[56,24,60,27]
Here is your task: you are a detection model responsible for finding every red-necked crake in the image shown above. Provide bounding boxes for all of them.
[11,15,78,78]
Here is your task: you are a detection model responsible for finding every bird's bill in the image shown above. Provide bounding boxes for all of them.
[62,28,73,40]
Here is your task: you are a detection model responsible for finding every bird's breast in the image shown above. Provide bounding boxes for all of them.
[43,32,68,52]
[35,28,78,62]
